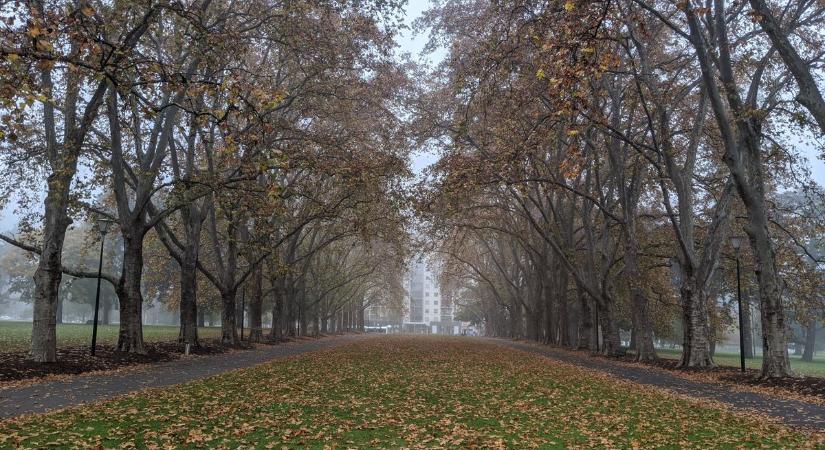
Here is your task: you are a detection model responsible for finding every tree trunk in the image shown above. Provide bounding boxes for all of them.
[534,282,546,343]
[630,290,657,361]
[557,302,569,346]
[748,225,793,377]
[679,278,714,368]
[220,289,238,345]
[802,321,816,363]
[543,281,554,344]
[117,232,145,354]
[299,302,308,337]
[286,287,297,337]
[56,295,64,325]
[177,204,203,348]
[29,174,75,362]
[269,286,283,341]
[590,300,600,353]
[101,294,112,325]
[600,302,621,357]
[577,288,595,351]
[235,289,245,336]
[557,270,571,347]
[742,288,754,358]
[710,329,717,357]
[249,267,264,343]
[178,255,199,347]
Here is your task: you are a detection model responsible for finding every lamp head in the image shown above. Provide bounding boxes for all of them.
[96,218,114,236]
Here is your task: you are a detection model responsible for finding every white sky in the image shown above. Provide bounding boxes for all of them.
[399,0,441,177]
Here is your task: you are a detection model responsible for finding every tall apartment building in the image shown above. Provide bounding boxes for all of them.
[402,259,459,334]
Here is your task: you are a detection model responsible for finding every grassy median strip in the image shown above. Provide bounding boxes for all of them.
[0,336,818,449]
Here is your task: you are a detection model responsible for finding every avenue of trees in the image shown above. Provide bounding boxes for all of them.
[415,0,825,378]
[0,0,824,382]
[0,0,411,361]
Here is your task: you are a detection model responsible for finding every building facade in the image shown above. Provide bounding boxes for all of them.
[401,259,459,334]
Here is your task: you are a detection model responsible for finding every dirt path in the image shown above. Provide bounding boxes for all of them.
[0,335,363,419]
[491,339,825,431]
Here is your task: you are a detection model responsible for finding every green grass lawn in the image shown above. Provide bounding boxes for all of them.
[0,336,818,449]
[655,348,825,377]
[0,321,222,352]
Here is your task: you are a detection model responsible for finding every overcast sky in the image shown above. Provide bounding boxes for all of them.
[400,0,441,176]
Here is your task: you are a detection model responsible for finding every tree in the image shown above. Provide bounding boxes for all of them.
[0,1,161,362]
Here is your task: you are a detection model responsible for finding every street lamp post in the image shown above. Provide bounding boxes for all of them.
[91,218,114,356]
[730,235,746,373]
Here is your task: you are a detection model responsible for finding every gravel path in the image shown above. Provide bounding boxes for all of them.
[0,335,362,419]
[491,339,825,431]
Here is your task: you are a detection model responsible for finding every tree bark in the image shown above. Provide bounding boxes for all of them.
[312,307,320,337]
[749,225,793,377]
[286,284,297,337]
[600,302,621,357]
[102,295,112,325]
[236,289,245,337]
[742,288,754,358]
[116,232,145,354]
[299,302,308,337]
[557,269,571,347]
[679,279,714,368]
[543,277,555,344]
[220,289,239,345]
[178,255,199,347]
[29,173,75,362]
[577,286,596,351]
[177,199,204,347]
[269,284,283,341]
[248,266,263,343]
